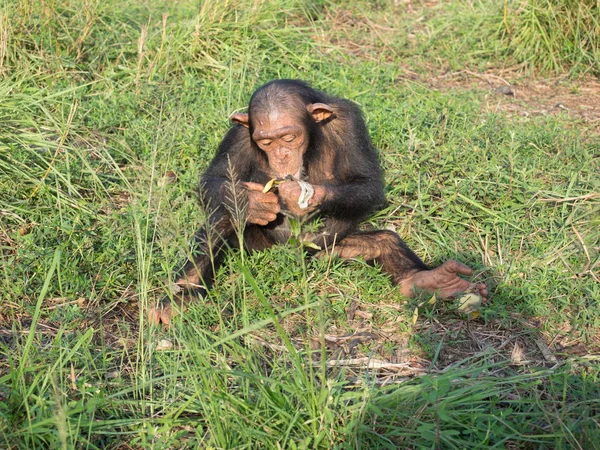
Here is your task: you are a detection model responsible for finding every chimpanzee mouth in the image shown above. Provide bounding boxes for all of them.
[274,168,303,180]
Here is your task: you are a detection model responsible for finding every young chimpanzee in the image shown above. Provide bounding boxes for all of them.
[149,79,487,325]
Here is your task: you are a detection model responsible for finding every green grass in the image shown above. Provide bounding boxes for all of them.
[1,0,599,448]
[400,0,600,76]
[502,0,600,76]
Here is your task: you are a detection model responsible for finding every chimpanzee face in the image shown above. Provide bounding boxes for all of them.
[251,109,308,179]
[230,101,333,179]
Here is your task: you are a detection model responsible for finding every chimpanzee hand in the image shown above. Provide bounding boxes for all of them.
[278,180,326,217]
[243,182,281,225]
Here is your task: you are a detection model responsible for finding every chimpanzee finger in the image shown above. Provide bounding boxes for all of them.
[148,297,172,326]
[265,202,280,214]
[258,211,278,223]
[261,192,279,203]
[243,182,265,191]
[478,284,488,297]
[447,259,473,275]
[148,307,161,325]
[255,200,280,213]
[247,213,267,225]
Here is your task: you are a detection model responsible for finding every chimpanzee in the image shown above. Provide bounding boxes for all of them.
[149,79,487,325]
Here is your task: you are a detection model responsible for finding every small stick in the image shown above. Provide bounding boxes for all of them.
[538,193,600,203]
[535,339,558,363]
[321,357,427,372]
[571,224,591,272]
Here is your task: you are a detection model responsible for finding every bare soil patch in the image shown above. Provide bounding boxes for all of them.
[3,287,597,385]
[429,70,600,132]
[251,299,600,385]
[316,7,600,132]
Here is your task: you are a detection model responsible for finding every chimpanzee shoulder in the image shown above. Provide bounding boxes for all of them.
[317,97,383,186]
[202,124,267,182]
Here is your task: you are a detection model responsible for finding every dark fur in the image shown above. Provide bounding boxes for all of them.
[202,80,383,222]
[168,80,427,305]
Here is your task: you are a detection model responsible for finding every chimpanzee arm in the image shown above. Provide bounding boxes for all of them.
[315,101,385,221]
[318,175,384,221]
[200,124,280,227]
[199,125,263,211]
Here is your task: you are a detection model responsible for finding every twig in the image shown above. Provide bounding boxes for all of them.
[535,339,557,363]
[321,357,427,372]
[45,298,86,311]
[538,193,600,203]
[440,69,511,86]
[571,224,591,272]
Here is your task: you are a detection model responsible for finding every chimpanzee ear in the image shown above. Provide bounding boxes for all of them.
[307,103,334,123]
[230,113,250,128]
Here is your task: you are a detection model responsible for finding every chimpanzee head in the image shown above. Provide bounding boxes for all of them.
[231,80,334,178]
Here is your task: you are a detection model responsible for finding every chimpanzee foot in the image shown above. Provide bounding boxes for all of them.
[148,292,198,326]
[400,260,488,301]
[148,297,177,327]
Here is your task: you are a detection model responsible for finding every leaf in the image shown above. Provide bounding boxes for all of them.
[302,241,322,251]
[443,429,460,436]
[437,406,452,422]
[289,217,301,236]
[428,390,438,403]
[411,307,419,325]
[262,178,277,193]
[457,293,482,314]
[437,378,451,397]
[417,423,435,433]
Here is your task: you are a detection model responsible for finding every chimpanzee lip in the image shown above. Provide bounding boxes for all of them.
[273,168,302,180]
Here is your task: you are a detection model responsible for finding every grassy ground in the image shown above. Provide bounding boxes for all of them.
[1,0,599,448]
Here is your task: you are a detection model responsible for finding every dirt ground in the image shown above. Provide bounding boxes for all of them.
[297,300,599,385]
[429,70,600,133]
[322,6,600,134]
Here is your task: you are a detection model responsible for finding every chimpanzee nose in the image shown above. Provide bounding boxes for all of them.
[275,148,290,159]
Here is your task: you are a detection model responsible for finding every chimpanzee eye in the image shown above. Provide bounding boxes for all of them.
[260,140,272,147]
[282,135,296,143]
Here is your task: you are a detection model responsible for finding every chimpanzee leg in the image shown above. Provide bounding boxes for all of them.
[148,221,231,325]
[325,230,488,300]
[149,221,277,325]
[173,223,275,291]
[301,217,355,253]
[324,230,427,282]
